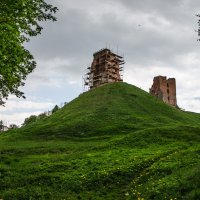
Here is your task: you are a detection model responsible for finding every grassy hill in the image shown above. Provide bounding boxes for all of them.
[0,82,200,199]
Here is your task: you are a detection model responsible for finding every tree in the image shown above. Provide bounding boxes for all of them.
[38,112,47,119]
[197,14,200,40]
[0,0,58,105]
[23,115,37,126]
[52,105,59,113]
[0,120,3,131]
[9,124,18,129]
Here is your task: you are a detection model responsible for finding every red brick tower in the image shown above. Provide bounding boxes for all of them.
[150,76,177,107]
[84,48,125,90]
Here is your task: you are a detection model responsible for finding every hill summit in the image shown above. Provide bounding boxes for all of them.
[21,82,200,138]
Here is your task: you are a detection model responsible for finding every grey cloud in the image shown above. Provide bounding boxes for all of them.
[194,97,200,101]
[27,0,200,69]
[3,0,200,126]
[24,0,200,112]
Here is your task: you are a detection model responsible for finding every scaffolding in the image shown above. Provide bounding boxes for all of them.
[84,48,125,90]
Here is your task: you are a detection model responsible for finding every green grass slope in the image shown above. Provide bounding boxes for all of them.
[10,82,200,138]
[0,82,200,199]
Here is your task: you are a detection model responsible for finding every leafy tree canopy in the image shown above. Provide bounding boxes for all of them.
[0,0,58,105]
[23,115,37,126]
[52,105,59,113]
[0,120,3,129]
[38,112,47,119]
[9,124,18,129]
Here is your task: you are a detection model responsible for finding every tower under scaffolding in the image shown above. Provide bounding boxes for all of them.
[84,48,125,90]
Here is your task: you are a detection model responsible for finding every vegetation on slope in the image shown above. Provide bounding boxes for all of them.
[12,82,200,138]
[0,82,200,199]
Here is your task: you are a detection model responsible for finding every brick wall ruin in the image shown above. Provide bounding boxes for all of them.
[84,48,124,89]
[83,50,178,107]
[150,76,177,107]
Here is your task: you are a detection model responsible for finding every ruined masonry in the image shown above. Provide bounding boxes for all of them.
[84,49,178,107]
[150,76,177,107]
[84,48,125,89]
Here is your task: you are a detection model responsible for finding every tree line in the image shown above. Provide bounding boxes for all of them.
[22,104,60,126]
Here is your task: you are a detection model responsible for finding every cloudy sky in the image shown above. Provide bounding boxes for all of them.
[1,0,200,126]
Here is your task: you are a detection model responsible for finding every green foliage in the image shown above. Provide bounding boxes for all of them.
[23,115,37,126]
[9,124,18,129]
[38,113,48,120]
[0,83,200,199]
[23,112,49,127]
[0,0,58,105]
[0,120,3,130]
[52,105,59,114]
[18,82,200,138]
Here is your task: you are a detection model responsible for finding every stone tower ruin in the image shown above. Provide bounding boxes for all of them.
[84,48,125,90]
[150,76,177,107]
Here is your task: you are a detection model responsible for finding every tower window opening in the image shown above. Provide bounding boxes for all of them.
[167,89,169,94]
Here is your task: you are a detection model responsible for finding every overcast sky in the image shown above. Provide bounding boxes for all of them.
[1,0,200,126]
